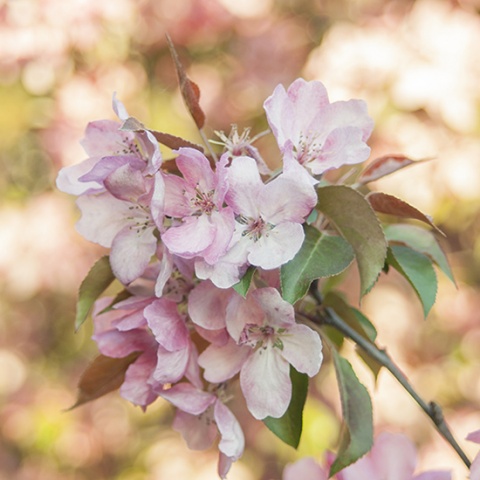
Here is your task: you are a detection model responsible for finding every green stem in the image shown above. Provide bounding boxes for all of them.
[309,283,471,469]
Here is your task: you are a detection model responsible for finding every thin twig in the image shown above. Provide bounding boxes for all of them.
[308,282,471,469]
[199,128,218,163]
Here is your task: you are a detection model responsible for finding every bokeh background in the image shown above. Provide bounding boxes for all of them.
[1,0,480,478]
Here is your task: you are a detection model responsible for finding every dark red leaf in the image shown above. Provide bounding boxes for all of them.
[166,34,206,129]
[367,192,444,235]
[68,352,141,410]
[151,130,203,152]
[358,155,429,185]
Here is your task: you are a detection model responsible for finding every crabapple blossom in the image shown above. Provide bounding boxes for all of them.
[264,78,373,178]
[57,95,162,195]
[91,296,161,408]
[159,382,245,479]
[196,155,317,287]
[199,288,323,419]
[283,433,451,480]
[161,148,235,264]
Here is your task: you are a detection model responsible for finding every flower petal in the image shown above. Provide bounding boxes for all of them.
[240,346,291,419]
[214,400,245,460]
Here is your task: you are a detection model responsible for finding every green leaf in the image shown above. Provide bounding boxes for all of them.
[324,294,382,380]
[316,185,387,297]
[281,225,354,304]
[263,366,308,448]
[75,256,115,331]
[330,351,373,476]
[233,266,256,298]
[324,292,375,343]
[384,224,455,284]
[387,245,437,317]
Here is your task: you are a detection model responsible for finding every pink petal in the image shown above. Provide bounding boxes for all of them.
[467,430,480,444]
[188,281,232,331]
[369,432,417,480]
[198,339,251,383]
[283,458,328,480]
[172,409,217,451]
[414,472,452,480]
[240,347,291,419]
[162,215,216,258]
[281,324,323,377]
[201,208,236,265]
[80,119,132,157]
[260,173,316,224]
[226,291,264,342]
[56,156,102,195]
[104,163,147,202]
[120,349,159,408]
[152,344,189,384]
[250,288,295,328]
[160,383,215,415]
[214,400,245,460]
[93,328,153,358]
[110,225,157,285]
[247,222,305,270]
[75,193,133,247]
[175,148,216,192]
[224,156,263,217]
[144,299,188,351]
[339,455,378,480]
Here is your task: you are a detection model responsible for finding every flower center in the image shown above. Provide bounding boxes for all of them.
[191,186,216,215]
[295,130,323,165]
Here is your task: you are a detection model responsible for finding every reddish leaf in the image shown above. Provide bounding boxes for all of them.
[151,130,203,152]
[68,352,141,409]
[166,34,206,129]
[367,192,444,235]
[357,155,429,185]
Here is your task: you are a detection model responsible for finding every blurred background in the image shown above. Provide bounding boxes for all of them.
[1,0,480,478]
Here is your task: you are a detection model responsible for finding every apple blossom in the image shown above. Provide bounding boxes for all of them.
[161,148,235,264]
[159,382,245,479]
[264,78,373,177]
[199,288,323,419]
[283,433,451,480]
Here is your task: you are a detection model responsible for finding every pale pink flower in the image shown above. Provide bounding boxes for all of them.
[264,78,373,177]
[196,155,316,288]
[160,382,245,479]
[57,94,162,195]
[144,298,201,388]
[161,148,235,265]
[336,432,451,480]
[199,288,323,419]
[92,297,161,409]
[75,163,159,285]
[283,433,451,480]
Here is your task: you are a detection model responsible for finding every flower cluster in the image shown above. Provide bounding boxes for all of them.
[58,78,373,477]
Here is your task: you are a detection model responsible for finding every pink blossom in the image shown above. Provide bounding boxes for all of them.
[159,382,245,479]
[144,298,201,388]
[57,94,162,195]
[91,297,161,409]
[199,288,323,419]
[283,433,451,480]
[161,148,235,264]
[196,155,316,288]
[264,78,373,177]
[75,165,159,285]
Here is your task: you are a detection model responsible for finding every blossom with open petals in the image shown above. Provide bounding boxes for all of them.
[199,288,323,419]
[264,78,373,178]
[160,382,245,479]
